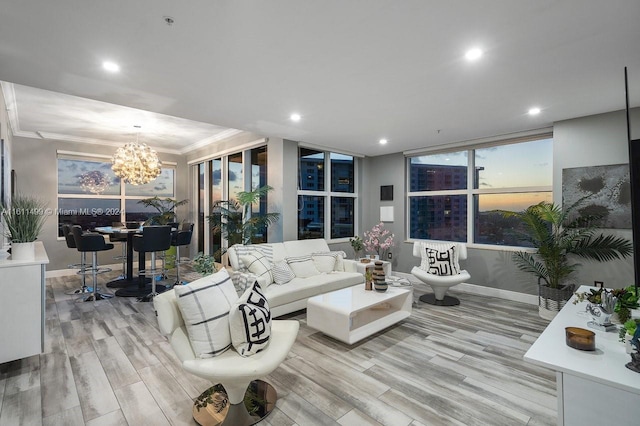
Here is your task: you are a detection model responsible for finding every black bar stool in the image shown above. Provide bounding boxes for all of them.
[109,223,128,280]
[171,223,194,286]
[62,224,90,295]
[71,225,114,302]
[133,225,172,302]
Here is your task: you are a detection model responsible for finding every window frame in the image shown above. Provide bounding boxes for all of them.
[297,147,358,243]
[406,135,552,250]
[56,152,176,239]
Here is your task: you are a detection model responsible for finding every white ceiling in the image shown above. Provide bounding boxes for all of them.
[1,0,639,156]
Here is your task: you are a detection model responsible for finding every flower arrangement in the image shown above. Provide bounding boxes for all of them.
[349,235,364,258]
[363,222,395,258]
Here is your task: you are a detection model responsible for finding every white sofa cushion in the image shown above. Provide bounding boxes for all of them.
[174,268,238,358]
[286,255,320,278]
[229,282,271,356]
[272,261,295,284]
[311,252,337,273]
[264,272,363,308]
[240,251,274,286]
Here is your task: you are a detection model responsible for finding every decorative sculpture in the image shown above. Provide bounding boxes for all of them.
[625,326,640,373]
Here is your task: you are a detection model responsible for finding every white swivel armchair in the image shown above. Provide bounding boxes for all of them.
[411,241,471,306]
[154,289,299,426]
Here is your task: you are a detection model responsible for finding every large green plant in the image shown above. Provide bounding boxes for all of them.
[137,197,188,225]
[207,185,279,247]
[504,200,632,289]
[2,194,48,243]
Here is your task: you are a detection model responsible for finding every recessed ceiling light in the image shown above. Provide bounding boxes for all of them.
[465,48,483,61]
[379,139,388,145]
[290,113,301,122]
[102,61,120,72]
[528,107,541,116]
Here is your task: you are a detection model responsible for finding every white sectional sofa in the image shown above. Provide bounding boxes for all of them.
[228,239,364,317]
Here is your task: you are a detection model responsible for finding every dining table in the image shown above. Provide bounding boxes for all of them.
[93,226,152,297]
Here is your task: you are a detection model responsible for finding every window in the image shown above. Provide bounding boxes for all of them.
[57,155,175,236]
[298,148,357,240]
[407,137,552,247]
[192,144,268,259]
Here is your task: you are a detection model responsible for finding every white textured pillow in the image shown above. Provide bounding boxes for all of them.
[229,281,271,356]
[425,246,460,276]
[174,268,238,358]
[240,251,273,287]
[285,255,320,278]
[331,250,346,271]
[272,261,295,284]
[311,252,337,273]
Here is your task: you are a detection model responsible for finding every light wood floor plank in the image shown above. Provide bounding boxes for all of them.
[0,270,557,426]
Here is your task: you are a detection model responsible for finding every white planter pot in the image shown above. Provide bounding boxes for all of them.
[11,242,35,260]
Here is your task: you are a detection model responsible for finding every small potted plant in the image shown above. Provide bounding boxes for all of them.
[619,319,640,353]
[1,194,48,260]
[363,222,395,259]
[350,235,364,259]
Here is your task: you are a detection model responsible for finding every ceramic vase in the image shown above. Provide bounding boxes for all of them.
[11,242,35,260]
[373,261,387,292]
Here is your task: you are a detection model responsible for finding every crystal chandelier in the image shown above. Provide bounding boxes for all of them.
[111,141,162,185]
[79,170,111,194]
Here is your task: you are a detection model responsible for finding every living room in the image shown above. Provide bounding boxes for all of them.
[1,2,640,425]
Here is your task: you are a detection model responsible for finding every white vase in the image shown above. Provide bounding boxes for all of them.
[11,242,35,260]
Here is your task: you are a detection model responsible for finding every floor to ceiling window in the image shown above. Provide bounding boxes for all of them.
[407,136,553,247]
[298,148,357,240]
[192,144,268,259]
[57,153,176,236]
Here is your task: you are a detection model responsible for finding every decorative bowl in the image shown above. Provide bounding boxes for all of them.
[565,327,595,351]
[359,258,371,264]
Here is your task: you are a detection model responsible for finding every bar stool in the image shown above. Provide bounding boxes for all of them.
[71,225,114,302]
[62,224,90,295]
[133,225,172,302]
[171,223,193,286]
[109,223,128,280]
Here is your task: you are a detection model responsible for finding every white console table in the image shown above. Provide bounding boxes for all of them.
[524,285,640,425]
[0,242,49,364]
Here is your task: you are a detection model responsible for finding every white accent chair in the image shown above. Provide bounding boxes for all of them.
[410,241,471,306]
[154,289,299,425]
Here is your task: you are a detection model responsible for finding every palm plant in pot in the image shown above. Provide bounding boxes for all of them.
[504,200,632,320]
[2,194,48,260]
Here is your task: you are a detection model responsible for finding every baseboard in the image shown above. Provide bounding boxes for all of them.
[455,282,538,305]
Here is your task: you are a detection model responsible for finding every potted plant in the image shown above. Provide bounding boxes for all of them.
[504,200,632,320]
[1,194,48,260]
[137,197,188,225]
[363,222,395,259]
[207,185,280,261]
[192,252,219,276]
[350,235,364,259]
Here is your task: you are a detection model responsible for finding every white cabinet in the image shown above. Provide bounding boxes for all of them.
[0,242,49,364]
[524,285,640,425]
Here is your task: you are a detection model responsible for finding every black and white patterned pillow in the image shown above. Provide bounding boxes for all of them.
[239,251,274,286]
[174,268,239,358]
[285,255,320,278]
[229,281,271,356]
[425,246,460,276]
[272,261,295,284]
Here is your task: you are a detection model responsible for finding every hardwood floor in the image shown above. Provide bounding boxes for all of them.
[0,270,556,425]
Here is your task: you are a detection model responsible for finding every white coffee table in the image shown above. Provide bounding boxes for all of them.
[306,284,412,344]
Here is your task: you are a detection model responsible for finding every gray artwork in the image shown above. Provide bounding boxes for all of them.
[562,164,631,229]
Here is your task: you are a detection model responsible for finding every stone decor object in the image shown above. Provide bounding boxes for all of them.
[373,261,387,292]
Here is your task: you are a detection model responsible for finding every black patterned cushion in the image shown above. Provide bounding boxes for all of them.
[229,282,271,356]
[174,268,239,358]
[425,246,460,275]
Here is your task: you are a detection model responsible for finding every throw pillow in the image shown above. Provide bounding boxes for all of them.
[272,261,295,284]
[285,255,320,278]
[174,268,239,358]
[425,245,460,275]
[240,251,274,287]
[331,250,346,271]
[229,281,272,356]
[311,252,337,273]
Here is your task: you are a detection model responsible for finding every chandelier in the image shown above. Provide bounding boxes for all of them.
[79,170,111,194]
[111,142,162,185]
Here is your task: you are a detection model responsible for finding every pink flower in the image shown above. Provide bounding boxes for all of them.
[362,222,395,256]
